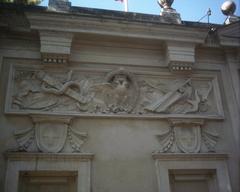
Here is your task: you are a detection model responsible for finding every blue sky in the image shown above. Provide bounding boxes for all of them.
[41,0,240,24]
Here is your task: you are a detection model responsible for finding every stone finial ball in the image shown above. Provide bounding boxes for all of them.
[221,0,236,16]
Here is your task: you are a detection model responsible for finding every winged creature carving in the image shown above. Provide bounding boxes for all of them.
[90,68,139,113]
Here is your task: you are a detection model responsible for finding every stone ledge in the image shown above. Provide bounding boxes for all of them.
[152,153,228,161]
[5,111,225,120]
[5,152,94,161]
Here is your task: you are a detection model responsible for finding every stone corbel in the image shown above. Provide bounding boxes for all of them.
[40,31,73,65]
[156,118,219,153]
[166,42,195,74]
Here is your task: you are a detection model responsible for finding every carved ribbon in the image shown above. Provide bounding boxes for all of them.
[36,71,89,104]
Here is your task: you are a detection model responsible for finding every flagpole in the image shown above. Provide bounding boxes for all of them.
[124,0,128,12]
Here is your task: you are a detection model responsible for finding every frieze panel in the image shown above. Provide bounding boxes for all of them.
[5,65,224,119]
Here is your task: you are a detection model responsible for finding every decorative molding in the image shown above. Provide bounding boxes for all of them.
[152,153,228,161]
[152,153,232,192]
[5,152,94,161]
[155,118,219,153]
[5,152,93,192]
[5,65,224,119]
[25,12,208,44]
[218,21,240,47]
[42,53,68,65]
[14,115,87,153]
[169,61,193,72]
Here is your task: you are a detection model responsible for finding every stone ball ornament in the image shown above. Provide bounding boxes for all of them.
[221,0,236,16]
[157,0,174,9]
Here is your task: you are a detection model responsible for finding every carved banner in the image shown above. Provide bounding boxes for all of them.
[5,65,224,119]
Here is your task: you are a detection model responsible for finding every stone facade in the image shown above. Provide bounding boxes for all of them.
[0,3,239,192]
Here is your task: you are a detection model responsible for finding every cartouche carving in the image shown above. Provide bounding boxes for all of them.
[14,116,88,153]
[156,119,219,153]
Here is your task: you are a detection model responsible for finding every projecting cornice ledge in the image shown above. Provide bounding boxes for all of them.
[25,10,209,73]
[152,153,228,161]
[25,11,208,45]
[218,21,240,47]
[5,152,94,161]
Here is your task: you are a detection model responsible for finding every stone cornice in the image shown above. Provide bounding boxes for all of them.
[25,11,208,44]
[5,152,94,161]
[31,114,73,124]
[218,21,240,47]
[152,153,228,161]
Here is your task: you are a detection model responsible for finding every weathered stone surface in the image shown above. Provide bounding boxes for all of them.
[153,153,232,192]
[5,152,93,192]
[155,119,219,153]
[0,4,239,192]
[48,0,71,12]
[6,66,223,119]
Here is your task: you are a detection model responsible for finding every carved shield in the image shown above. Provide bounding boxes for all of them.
[35,122,68,153]
[174,126,201,153]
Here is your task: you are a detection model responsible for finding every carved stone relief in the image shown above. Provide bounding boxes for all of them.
[14,115,87,153]
[143,79,213,114]
[155,119,219,153]
[6,65,224,118]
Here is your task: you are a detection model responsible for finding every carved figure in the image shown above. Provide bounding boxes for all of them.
[12,70,93,112]
[12,71,57,110]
